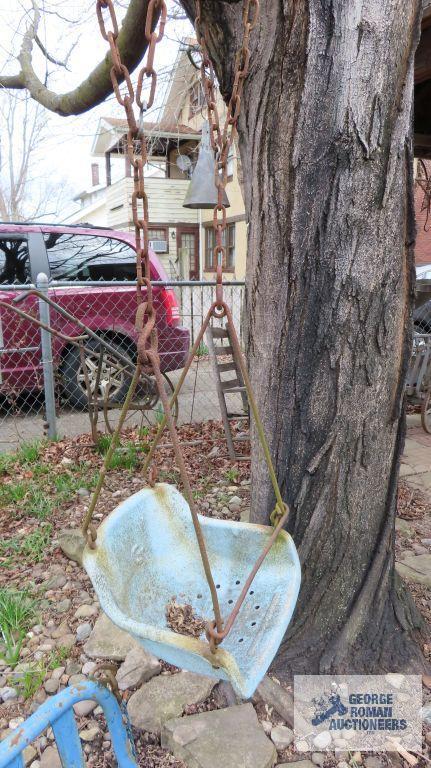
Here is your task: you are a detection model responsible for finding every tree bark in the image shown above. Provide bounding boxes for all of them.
[190,0,429,674]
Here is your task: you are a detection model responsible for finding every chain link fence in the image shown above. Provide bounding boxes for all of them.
[0,280,246,451]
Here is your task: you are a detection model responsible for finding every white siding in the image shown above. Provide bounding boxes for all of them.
[105,177,198,230]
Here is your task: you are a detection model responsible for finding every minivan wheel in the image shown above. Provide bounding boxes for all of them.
[61,340,133,408]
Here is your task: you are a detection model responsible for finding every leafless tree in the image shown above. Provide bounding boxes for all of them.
[0,0,429,675]
[0,92,68,221]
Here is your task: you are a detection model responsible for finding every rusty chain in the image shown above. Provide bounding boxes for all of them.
[195,0,259,298]
[87,0,278,653]
[96,0,167,370]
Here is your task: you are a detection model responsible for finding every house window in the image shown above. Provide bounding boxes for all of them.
[189,81,205,117]
[148,227,168,253]
[205,224,235,271]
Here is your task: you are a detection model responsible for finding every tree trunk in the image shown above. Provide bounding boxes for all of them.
[186,0,428,674]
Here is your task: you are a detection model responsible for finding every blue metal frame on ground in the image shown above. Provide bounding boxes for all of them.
[0,680,137,768]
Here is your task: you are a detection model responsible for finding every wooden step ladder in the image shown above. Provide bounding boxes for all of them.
[206,324,250,460]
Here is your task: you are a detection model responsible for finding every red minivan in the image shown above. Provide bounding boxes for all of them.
[0,223,189,406]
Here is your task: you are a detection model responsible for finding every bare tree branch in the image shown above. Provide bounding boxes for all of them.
[34,33,77,70]
[0,0,162,116]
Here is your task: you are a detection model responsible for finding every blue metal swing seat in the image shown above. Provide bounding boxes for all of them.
[83,483,301,699]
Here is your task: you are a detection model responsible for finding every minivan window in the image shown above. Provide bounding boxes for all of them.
[44,233,137,281]
[0,237,31,284]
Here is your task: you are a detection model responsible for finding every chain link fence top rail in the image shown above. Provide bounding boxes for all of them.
[0,280,245,451]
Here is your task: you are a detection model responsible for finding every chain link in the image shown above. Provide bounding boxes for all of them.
[95,0,167,370]
[195,0,259,298]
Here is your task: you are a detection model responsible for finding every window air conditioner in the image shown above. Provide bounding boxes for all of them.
[149,240,168,253]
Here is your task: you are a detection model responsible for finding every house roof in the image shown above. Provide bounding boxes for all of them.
[91,117,201,156]
[161,39,199,125]
[102,117,200,135]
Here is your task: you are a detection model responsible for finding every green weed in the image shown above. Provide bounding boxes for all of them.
[155,403,164,425]
[196,342,209,357]
[0,524,52,569]
[48,646,69,669]
[17,441,43,465]
[0,589,37,667]
[225,468,239,483]
[0,461,96,520]
[96,435,139,470]
[15,663,46,699]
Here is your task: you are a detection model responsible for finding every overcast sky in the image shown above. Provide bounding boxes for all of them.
[0,0,193,218]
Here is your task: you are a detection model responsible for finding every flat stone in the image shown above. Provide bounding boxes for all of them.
[50,622,70,640]
[40,746,61,768]
[56,634,75,650]
[23,745,37,766]
[74,604,98,620]
[128,671,216,735]
[76,623,92,642]
[79,727,100,742]
[0,687,17,702]
[228,495,242,511]
[270,724,294,750]
[364,758,384,768]
[295,740,312,753]
[82,661,97,675]
[162,703,275,768]
[422,704,431,724]
[58,528,86,566]
[9,717,25,729]
[84,613,140,661]
[73,700,97,717]
[311,753,326,766]
[116,646,161,691]
[55,599,71,614]
[279,763,315,768]
[66,660,81,676]
[396,554,431,586]
[313,732,331,750]
[44,678,60,695]
[51,667,65,680]
[255,675,294,727]
[69,674,86,686]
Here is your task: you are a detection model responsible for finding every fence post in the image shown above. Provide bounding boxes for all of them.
[36,273,57,440]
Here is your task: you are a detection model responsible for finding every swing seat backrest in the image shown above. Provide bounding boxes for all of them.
[83,483,301,699]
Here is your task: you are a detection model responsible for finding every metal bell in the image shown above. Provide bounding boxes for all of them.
[183,121,230,209]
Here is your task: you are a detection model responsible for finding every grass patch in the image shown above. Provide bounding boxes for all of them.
[0,589,37,667]
[0,450,97,519]
[48,645,69,670]
[0,525,52,570]
[15,663,46,699]
[225,468,239,483]
[196,342,209,357]
[96,435,139,470]
[0,440,43,476]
